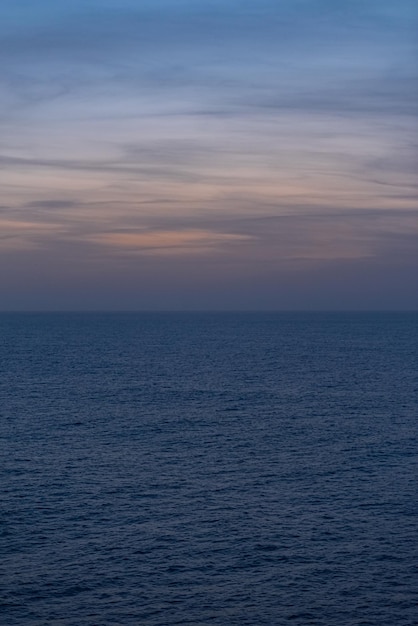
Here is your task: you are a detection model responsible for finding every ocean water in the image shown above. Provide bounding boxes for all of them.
[0,312,417,626]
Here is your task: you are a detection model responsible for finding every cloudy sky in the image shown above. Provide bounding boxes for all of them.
[1,0,417,310]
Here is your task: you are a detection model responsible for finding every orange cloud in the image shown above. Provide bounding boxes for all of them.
[86,228,252,255]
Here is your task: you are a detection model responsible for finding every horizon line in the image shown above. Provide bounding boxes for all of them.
[0,309,417,314]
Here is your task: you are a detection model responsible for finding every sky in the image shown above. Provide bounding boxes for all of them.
[0,0,417,310]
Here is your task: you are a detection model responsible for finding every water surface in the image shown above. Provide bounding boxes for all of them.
[1,313,417,625]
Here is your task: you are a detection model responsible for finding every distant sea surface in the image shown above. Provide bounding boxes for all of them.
[1,312,417,626]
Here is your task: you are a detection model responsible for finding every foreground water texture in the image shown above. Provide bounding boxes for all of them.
[1,313,417,625]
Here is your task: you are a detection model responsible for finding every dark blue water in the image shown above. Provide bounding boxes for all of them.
[1,312,417,625]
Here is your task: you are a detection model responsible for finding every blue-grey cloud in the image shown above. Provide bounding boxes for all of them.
[1,0,416,107]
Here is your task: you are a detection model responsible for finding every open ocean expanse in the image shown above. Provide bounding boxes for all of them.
[1,312,417,626]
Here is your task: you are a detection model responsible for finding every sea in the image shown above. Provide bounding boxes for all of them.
[1,312,417,626]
